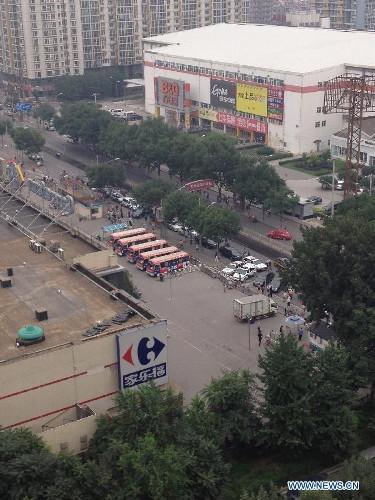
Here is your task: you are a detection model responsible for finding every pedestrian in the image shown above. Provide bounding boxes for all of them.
[287,296,291,307]
[257,326,263,346]
[195,243,199,252]
[190,237,193,245]
[129,218,133,227]
[279,325,284,335]
[266,259,271,268]
[261,285,265,295]
[120,208,124,219]
[179,239,184,249]
[283,291,288,302]
[214,252,219,263]
[268,285,273,298]
[31,165,35,172]
[301,305,306,318]
[298,326,303,341]
[151,222,155,232]
[257,286,261,293]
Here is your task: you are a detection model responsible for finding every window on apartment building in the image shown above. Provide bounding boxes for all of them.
[322,121,326,127]
[315,122,320,128]
[317,107,321,113]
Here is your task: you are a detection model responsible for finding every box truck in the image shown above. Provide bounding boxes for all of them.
[233,295,278,321]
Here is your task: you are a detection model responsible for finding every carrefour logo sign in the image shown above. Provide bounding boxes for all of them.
[116,321,168,389]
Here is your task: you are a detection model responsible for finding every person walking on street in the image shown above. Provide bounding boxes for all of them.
[214,252,219,263]
[257,326,263,346]
[179,239,184,249]
[268,285,273,298]
[287,296,291,307]
[298,326,303,342]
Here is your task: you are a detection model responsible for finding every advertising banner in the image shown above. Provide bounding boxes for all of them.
[117,321,168,390]
[210,79,236,110]
[186,179,215,192]
[217,112,268,134]
[198,108,218,121]
[236,84,268,117]
[157,77,184,110]
[267,88,284,122]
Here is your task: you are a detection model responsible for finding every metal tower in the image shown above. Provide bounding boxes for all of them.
[323,72,375,197]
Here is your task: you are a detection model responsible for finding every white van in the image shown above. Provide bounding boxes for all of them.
[110,109,126,117]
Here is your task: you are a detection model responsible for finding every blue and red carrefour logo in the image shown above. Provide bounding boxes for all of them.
[122,336,165,366]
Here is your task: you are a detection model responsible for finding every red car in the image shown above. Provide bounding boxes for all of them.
[267,228,292,240]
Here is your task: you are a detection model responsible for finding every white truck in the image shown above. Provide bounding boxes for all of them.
[233,295,278,321]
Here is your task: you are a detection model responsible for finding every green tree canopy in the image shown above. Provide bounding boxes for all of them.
[85,160,125,188]
[187,205,241,245]
[336,455,375,500]
[33,103,56,122]
[258,333,316,452]
[162,190,200,224]
[132,179,174,209]
[10,127,45,155]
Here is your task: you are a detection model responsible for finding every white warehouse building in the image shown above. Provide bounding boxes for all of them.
[143,24,375,155]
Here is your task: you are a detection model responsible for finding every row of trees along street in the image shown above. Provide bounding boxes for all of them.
[23,101,299,219]
[1,336,374,500]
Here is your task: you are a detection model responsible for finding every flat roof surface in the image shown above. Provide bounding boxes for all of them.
[144,23,375,74]
[0,221,145,362]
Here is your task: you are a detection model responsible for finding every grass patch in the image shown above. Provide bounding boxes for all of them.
[220,451,334,499]
[279,160,346,177]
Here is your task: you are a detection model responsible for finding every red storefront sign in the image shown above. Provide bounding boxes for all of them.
[186,179,215,192]
[216,112,268,134]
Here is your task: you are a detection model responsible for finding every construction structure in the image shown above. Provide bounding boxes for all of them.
[323,72,375,197]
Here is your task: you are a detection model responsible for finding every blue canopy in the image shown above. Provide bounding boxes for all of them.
[102,222,128,233]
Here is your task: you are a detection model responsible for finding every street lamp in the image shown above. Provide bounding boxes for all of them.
[110,77,120,98]
[92,93,100,105]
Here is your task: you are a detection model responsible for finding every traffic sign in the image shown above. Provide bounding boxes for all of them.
[16,102,32,112]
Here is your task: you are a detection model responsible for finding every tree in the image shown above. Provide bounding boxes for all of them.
[240,483,281,500]
[54,102,113,146]
[187,205,241,245]
[85,160,125,188]
[336,455,375,499]
[10,127,45,155]
[162,190,200,225]
[258,333,317,452]
[200,370,260,448]
[132,179,174,209]
[313,344,358,460]
[263,185,299,224]
[33,103,56,122]
[100,120,139,162]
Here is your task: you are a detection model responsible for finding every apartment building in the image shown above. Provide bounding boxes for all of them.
[0,0,257,92]
[310,0,375,29]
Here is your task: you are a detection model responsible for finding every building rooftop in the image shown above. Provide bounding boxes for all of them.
[334,116,375,139]
[144,23,375,74]
[0,220,149,362]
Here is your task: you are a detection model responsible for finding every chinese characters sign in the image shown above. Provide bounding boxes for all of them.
[236,84,268,117]
[116,321,168,390]
[210,79,236,111]
[267,88,284,121]
[186,179,215,192]
[157,77,184,110]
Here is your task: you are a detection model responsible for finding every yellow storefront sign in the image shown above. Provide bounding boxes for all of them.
[198,108,218,121]
[185,113,191,129]
[236,84,268,117]
[155,106,160,118]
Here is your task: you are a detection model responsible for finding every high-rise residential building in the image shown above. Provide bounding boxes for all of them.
[310,0,375,30]
[0,0,258,92]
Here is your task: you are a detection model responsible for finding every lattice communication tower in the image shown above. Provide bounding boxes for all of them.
[323,72,375,197]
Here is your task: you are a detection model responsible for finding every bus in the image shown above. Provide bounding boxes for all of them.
[136,246,179,271]
[107,228,147,248]
[126,239,169,264]
[116,233,156,257]
[146,251,190,277]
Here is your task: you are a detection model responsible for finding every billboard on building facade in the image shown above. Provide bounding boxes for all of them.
[210,79,236,110]
[157,77,185,110]
[267,88,284,121]
[198,108,267,134]
[236,84,268,117]
[116,320,168,390]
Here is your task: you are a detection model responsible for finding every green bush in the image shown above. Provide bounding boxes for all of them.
[256,146,275,156]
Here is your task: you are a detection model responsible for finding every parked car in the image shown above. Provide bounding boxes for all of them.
[335,180,344,190]
[167,218,184,232]
[131,207,145,218]
[241,263,257,276]
[201,237,217,249]
[232,267,254,282]
[253,271,275,288]
[306,195,322,205]
[322,200,341,212]
[267,228,292,240]
[248,258,268,272]
[268,275,281,293]
[221,262,242,276]
[273,257,290,269]
[219,246,243,261]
